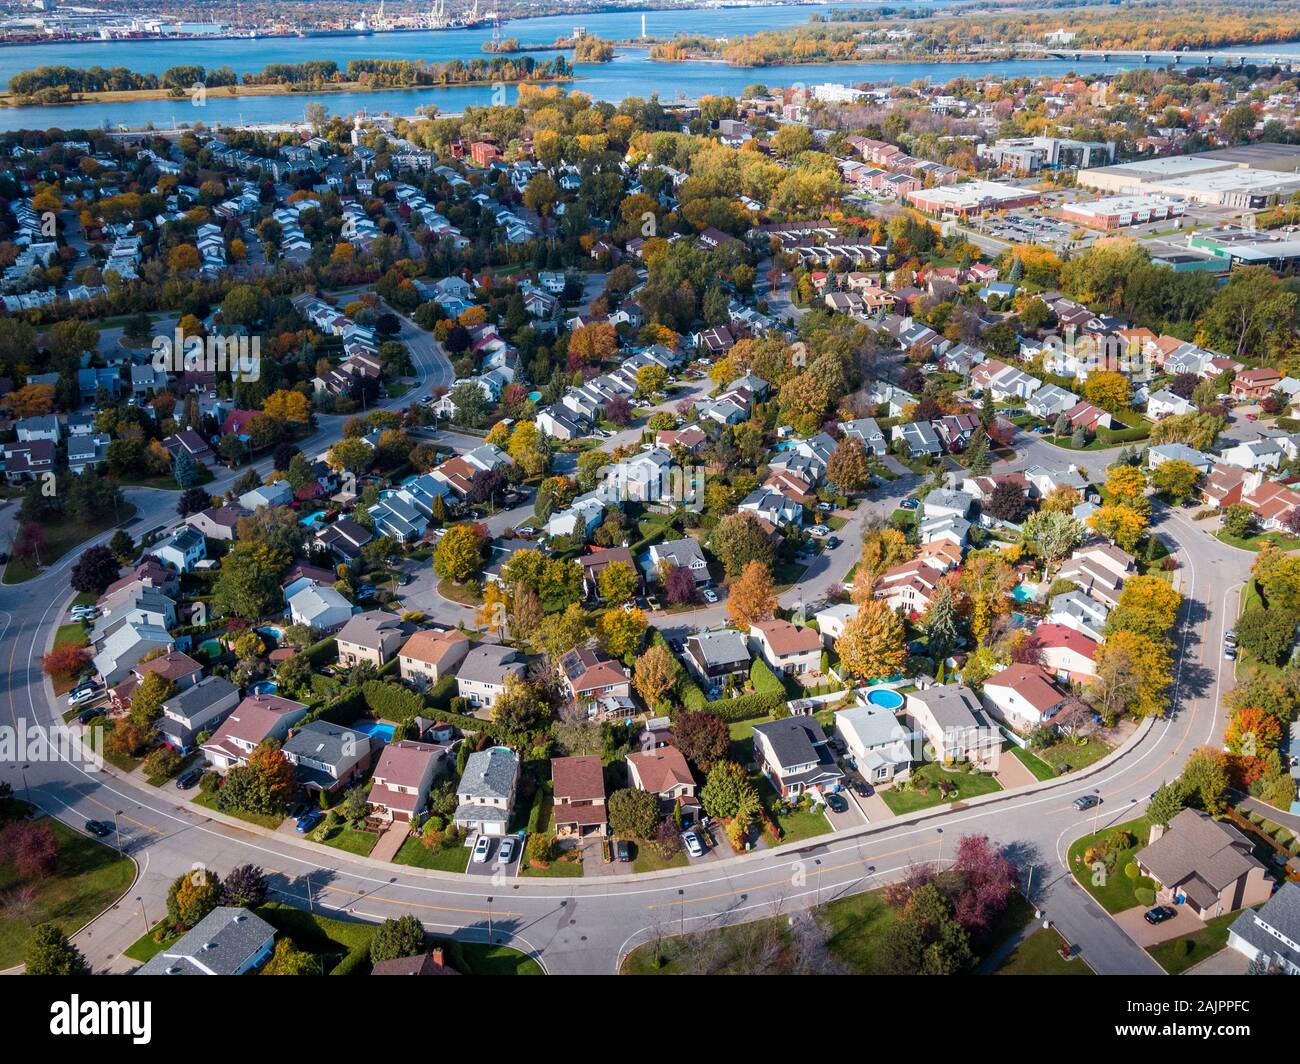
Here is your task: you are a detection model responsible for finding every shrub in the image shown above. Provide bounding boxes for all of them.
[1134,887,1156,907]
[750,658,786,695]
[1123,861,1139,880]
[361,680,424,723]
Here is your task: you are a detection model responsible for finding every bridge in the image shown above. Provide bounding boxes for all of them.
[1017,44,1300,68]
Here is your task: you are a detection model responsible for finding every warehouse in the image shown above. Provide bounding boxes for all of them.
[1078,153,1300,208]
[1060,194,1186,230]
[905,180,1040,217]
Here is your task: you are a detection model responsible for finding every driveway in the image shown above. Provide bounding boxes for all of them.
[857,791,895,823]
[1185,948,1251,975]
[1114,903,1206,948]
[994,750,1039,790]
[823,793,868,831]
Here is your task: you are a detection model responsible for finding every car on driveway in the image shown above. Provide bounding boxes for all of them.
[67,686,102,707]
[901,498,919,510]
[1143,905,1177,925]
[295,811,322,833]
[84,820,113,839]
[472,835,494,863]
[701,588,718,604]
[1072,794,1101,811]
[824,792,849,814]
[77,706,106,724]
[615,840,633,862]
[682,831,705,858]
[176,768,202,790]
[498,836,518,865]
[807,524,831,539]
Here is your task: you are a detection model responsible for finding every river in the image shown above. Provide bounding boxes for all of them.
[0,3,1293,132]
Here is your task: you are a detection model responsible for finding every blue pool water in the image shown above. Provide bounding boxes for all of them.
[1011,583,1037,603]
[256,625,283,641]
[299,512,327,528]
[352,720,395,743]
[528,391,543,402]
[866,689,904,711]
[249,680,278,696]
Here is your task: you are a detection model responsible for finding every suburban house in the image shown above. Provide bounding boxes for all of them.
[550,755,609,837]
[109,651,203,714]
[626,745,699,823]
[456,644,526,709]
[834,702,915,784]
[1035,623,1100,684]
[368,740,446,824]
[578,546,639,601]
[453,746,519,837]
[645,538,711,586]
[904,684,1001,769]
[371,946,461,976]
[1045,590,1111,642]
[135,907,275,976]
[813,603,858,647]
[752,716,845,800]
[185,504,248,541]
[157,676,240,753]
[398,628,471,688]
[282,721,373,794]
[980,664,1071,731]
[1136,809,1273,921]
[1146,388,1196,421]
[316,517,373,562]
[683,628,751,687]
[1057,543,1136,609]
[748,619,822,680]
[559,647,632,715]
[200,694,309,773]
[840,417,887,456]
[153,526,207,573]
[287,583,353,631]
[1227,881,1300,974]
[336,611,407,667]
[891,420,942,458]
[873,558,944,615]
[1230,367,1283,403]
[238,479,293,512]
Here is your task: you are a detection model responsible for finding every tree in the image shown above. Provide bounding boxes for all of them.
[262,937,320,975]
[172,448,199,489]
[984,480,1029,523]
[434,523,485,583]
[220,864,269,907]
[826,437,871,493]
[1106,576,1182,639]
[1104,463,1147,506]
[597,606,648,658]
[42,644,91,681]
[712,511,774,579]
[177,486,211,517]
[1197,266,1297,358]
[370,914,426,963]
[1225,706,1284,757]
[0,820,58,878]
[1236,606,1299,667]
[327,437,372,476]
[262,389,312,426]
[1149,459,1202,504]
[1180,747,1229,815]
[213,542,285,620]
[1146,780,1188,827]
[634,642,677,708]
[1022,510,1084,568]
[167,867,222,930]
[855,526,912,596]
[726,560,777,629]
[128,671,174,727]
[1082,369,1131,413]
[607,788,659,840]
[69,545,120,596]
[663,564,698,606]
[1251,545,1300,612]
[595,560,638,605]
[1221,503,1255,540]
[108,529,135,564]
[700,760,760,824]
[921,585,960,664]
[836,599,906,682]
[673,711,729,771]
[25,924,89,976]
[1092,630,1173,722]
[1088,504,1147,552]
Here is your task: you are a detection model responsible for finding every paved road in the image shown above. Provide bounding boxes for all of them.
[0,395,1253,974]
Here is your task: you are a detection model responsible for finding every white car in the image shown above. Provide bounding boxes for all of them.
[807,525,831,539]
[70,606,98,620]
[67,686,102,707]
[701,588,718,604]
[682,831,705,858]
[471,835,494,864]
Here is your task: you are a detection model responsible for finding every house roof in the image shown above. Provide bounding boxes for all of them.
[283,720,370,768]
[1034,623,1099,660]
[457,644,525,686]
[560,647,628,692]
[751,618,820,656]
[688,628,750,667]
[136,906,273,975]
[371,949,461,976]
[336,610,405,653]
[399,628,469,667]
[908,683,987,731]
[1228,881,1300,972]
[628,745,694,793]
[1138,808,1265,899]
[458,747,517,801]
[753,715,830,771]
[984,663,1068,714]
[373,739,441,789]
[551,755,606,803]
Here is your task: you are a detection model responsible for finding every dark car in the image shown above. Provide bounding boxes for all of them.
[295,811,323,834]
[84,820,113,838]
[77,706,106,725]
[901,498,919,510]
[1143,905,1177,925]
[1073,794,1101,811]
[826,537,841,550]
[615,840,633,862]
[176,768,203,790]
[824,792,849,814]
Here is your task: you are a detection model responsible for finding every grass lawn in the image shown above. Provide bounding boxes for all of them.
[996,928,1095,975]
[0,813,135,970]
[123,920,182,963]
[757,776,833,845]
[632,844,689,874]
[313,824,380,857]
[392,835,469,872]
[2,504,136,584]
[1010,745,1058,781]
[1148,909,1243,975]
[1066,815,1157,914]
[1030,736,1112,775]
[50,622,92,695]
[520,853,584,877]
[191,790,285,831]
[1216,529,1300,553]
[437,578,484,606]
[879,763,1003,815]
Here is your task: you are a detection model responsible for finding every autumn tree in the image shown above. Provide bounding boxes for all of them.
[1149,458,1202,504]
[434,523,485,584]
[1106,576,1182,639]
[597,606,648,658]
[712,511,775,578]
[836,599,907,683]
[726,559,778,629]
[673,711,729,771]
[1092,630,1172,723]
[596,560,639,605]
[1088,504,1147,552]
[607,788,659,840]
[634,642,677,708]
[826,436,871,493]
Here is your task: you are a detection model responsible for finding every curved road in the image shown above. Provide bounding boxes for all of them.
[0,379,1254,973]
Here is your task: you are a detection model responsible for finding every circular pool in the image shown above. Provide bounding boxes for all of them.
[866,688,904,710]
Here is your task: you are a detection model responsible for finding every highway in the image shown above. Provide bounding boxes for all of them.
[0,361,1254,973]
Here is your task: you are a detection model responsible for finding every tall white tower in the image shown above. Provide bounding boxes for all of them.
[641,14,646,38]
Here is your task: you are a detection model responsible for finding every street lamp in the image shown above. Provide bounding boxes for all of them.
[678,888,685,935]
[1092,789,1103,835]
[136,895,149,933]
[936,827,944,867]
[814,857,823,907]
[486,896,494,944]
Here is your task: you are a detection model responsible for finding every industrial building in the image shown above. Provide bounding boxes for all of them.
[1060,193,1186,230]
[978,136,1115,175]
[904,181,1041,217]
[1078,147,1300,208]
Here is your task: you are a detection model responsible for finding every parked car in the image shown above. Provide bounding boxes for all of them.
[827,537,841,550]
[515,525,536,538]
[1225,629,1237,645]
[67,686,101,707]
[498,836,518,865]
[295,811,323,834]
[682,831,705,858]
[1143,905,1177,925]
[472,835,494,863]
[615,840,633,862]
[824,792,849,814]
[77,706,106,725]
[817,502,835,513]
[84,820,113,838]
[176,768,203,790]
[807,524,831,539]
[901,498,919,510]
[701,588,718,604]
[1072,794,1101,811]
[1225,645,1237,660]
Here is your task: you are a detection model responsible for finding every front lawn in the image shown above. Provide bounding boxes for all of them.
[996,928,1095,975]
[191,789,286,830]
[1010,745,1058,781]
[757,776,833,845]
[392,835,469,872]
[123,920,181,962]
[1216,528,1300,553]
[1026,736,1112,776]
[1147,909,1243,975]
[1066,815,1157,914]
[50,622,92,695]
[2,504,137,584]
[313,824,380,857]
[436,578,483,606]
[632,844,689,874]
[880,763,1003,815]
[0,812,135,969]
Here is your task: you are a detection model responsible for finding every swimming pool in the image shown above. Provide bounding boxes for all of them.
[299,511,327,528]
[249,680,278,696]
[351,720,395,743]
[528,391,543,402]
[256,625,284,641]
[1011,582,1037,603]
[866,688,904,711]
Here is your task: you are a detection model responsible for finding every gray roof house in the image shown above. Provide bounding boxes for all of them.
[684,628,751,685]
[135,906,275,975]
[834,702,914,784]
[157,675,240,752]
[840,417,887,456]
[454,746,520,836]
[904,683,1001,769]
[1026,383,1079,420]
[645,537,711,585]
[456,644,526,710]
[282,720,373,793]
[92,621,173,686]
[1228,880,1300,974]
[751,716,843,799]
[891,420,942,458]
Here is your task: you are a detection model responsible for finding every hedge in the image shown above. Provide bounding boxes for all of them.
[362,680,424,723]
[702,689,788,723]
[302,636,339,668]
[330,943,372,976]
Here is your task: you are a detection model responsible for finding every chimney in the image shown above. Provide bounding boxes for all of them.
[431,947,444,967]
[1148,822,1165,844]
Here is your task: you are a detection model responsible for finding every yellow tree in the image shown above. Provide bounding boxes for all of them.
[476,580,512,636]
[1093,630,1173,722]
[634,642,677,707]
[853,526,912,603]
[727,560,778,629]
[262,389,311,426]
[1107,576,1182,638]
[836,600,906,683]
[597,606,647,658]
[959,550,1015,644]
[1088,504,1147,552]
[1082,369,1132,413]
[1104,463,1147,505]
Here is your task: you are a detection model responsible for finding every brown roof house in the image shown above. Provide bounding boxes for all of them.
[1136,809,1272,921]
[626,745,699,824]
[371,947,460,976]
[560,647,631,717]
[398,628,470,688]
[109,650,204,714]
[200,694,309,773]
[979,663,1070,731]
[336,611,408,668]
[748,619,822,682]
[368,740,447,823]
[550,755,608,837]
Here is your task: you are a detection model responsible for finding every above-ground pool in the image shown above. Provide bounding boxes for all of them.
[351,720,395,743]
[866,688,905,710]
[1011,583,1037,603]
[249,680,278,696]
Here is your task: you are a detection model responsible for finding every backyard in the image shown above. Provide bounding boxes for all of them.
[879,762,1003,816]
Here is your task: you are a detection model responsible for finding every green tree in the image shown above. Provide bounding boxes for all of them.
[607,787,659,840]
[433,523,485,583]
[369,914,426,963]
[25,924,89,976]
